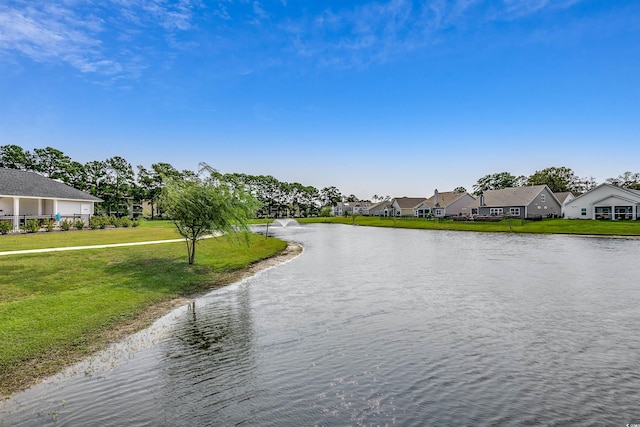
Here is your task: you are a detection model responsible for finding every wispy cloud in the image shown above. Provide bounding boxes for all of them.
[0,0,592,78]
[281,0,476,68]
[276,0,588,68]
[0,0,201,78]
[498,0,583,19]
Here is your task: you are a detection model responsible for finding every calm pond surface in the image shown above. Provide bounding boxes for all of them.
[2,224,640,426]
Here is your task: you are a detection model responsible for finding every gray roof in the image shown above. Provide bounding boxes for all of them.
[553,192,574,204]
[393,197,427,209]
[479,185,553,207]
[425,191,470,208]
[0,168,102,202]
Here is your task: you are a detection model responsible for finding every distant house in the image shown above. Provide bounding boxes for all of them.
[389,197,427,217]
[554,192,576,217]
[476,185,562,219]
[333,201,371,216]
[563,183,640,220]
[413,201,432,218]
[365,200,391,216]
[422,189,476,218]
[0,168,102,231]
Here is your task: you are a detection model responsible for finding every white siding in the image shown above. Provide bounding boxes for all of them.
[564,184,640,219]
[58,200,84,215]
[0,197,13,215]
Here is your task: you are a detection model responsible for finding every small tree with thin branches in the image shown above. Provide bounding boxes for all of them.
[161,164,260,265]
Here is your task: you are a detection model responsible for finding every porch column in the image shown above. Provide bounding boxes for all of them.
[13,197,19,231]
[611,204,615,220]
[38,199,43,216]
[633,204,637,220]
[52,199,62,224]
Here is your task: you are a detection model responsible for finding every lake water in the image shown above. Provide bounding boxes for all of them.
[2,224,640,426]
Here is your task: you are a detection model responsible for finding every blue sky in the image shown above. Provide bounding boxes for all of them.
[1,0,638,199]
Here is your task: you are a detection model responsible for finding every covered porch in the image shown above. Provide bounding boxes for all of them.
[591,194,639,220]
[0,196,93,231]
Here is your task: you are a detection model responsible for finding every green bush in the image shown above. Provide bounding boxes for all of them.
[43,219,55,232]
[120,217,131,228]
[75,219,85,230]
[319,206,333,217]
[132,220,140,228]
[0,220,11,235]
[89,216,106,230]
[23,218,40,233]
[60,219,73,231]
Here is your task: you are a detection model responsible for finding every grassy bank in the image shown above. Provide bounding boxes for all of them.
[0,230,287,397]
[297,216,640,236]
[0,220,180,252]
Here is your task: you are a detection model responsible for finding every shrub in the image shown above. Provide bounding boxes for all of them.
[132,220,140,228]
[319,206,333,217]
[120,217,131,228]
[75,219,85,230]
[43,218,55,232]
[109,216,120,227]
[89,216,106,230]
[23,218,40,233]
[61,219,73,231]
[0,220,11,235]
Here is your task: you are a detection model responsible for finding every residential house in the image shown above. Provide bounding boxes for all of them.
[563,183,640,220]
[476,185,562,219]
[422,189,476,218]
[413,200,432,218]
[0,168,102,231]
[389,197,427,217]
[554,192,576,217]
[333,200,371,216]
[365,200,391,216]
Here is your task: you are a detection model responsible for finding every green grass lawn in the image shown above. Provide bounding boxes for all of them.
[0,231,287,396]
[298,216,640,235]
[0,224,182,252]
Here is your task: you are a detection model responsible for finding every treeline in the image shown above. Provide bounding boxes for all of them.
[2,145,639,218]
[471,167,640,195]
[0,145,345,218]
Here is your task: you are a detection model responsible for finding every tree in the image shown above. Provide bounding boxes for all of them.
[453,186,467,193]
[574,176,597,193]
[320,186,342,207]
[0,145,32,170]
[606,172,640,190]
[84,160,107,198]
[473,172,525,195]
[103,156,135,216]
[62,161,89,191]
[161,164,261,265]
[526,166,580,193]
[32,147,71,179]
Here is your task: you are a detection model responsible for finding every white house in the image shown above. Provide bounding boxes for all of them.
[333,201,371,216]
[0,168,102,231]
[563,183,640,220]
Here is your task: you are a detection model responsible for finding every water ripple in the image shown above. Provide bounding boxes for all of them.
[3,226,640,426]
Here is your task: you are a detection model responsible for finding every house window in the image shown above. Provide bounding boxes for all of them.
[509,208,520,216]
[581,208,587,216]
[541,194,546,202]
[435,208,443,217]
[489,208,503,216]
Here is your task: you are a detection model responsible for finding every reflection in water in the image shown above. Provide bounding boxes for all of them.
[2,225,640,426]
[157,284,257,426]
